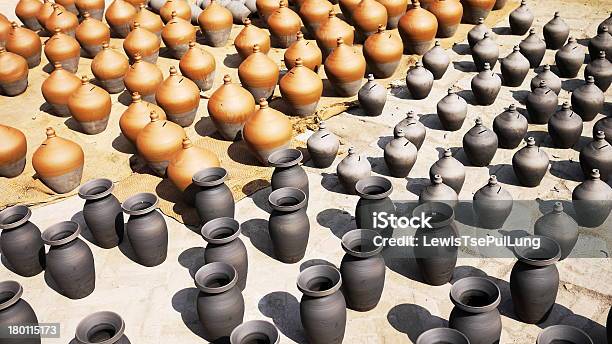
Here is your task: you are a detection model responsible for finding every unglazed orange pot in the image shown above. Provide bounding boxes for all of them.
[36,0,58,34]
[124,54,163,103]
[284,31,322,71]
[363,25,403,78]
[179,41,216,92]
[299,0,333,35]
[44,28,81,73]
[0,125,27,178]
[338,0,360,24]
[15,0,43,31]
[280,58,322,116]
[238,44,280,100]
[119,92,167,144]
[136,111,186,176]
[106,0,137,38]
[234,18,271,60]
[0,47,29,96]
[55,0,79,14]
[155,66,201,127]
[68,76,112,134]
[398,0,438,55]
[315,11,354,57]
[160,0,191,23]
[76,12,111,57]
[0,14,10,48]
[461,0,494,24]
[124,22,161,63]
[207,75,256,140]
[41,62,81,116]
[75,0,106,20]
[378,0,407,28]
[167,137,220,192]
[133,3,164,38]
[32,127,84,193]
[267,0,302,48]
[352,0,388,42]
[243,99,293,165]
[6,22,42,68]
[91,42,129,94]
[256,0,280,22]
[45,4,79,37]
[428,0,462,37]
[162,11,196,59]
[198,0,233,47]
[324,37,366,96]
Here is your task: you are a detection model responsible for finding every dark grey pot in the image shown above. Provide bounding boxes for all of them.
[543,12,569,50]
[122,193,168,267]
[422,41,450,79]
[512,137,549,187]
[593,117,612,144]
[230,320,280,344]
[519,28,546,68]
[579,131,612,180]
[526,80,558,124]
[470,63,501,105]
[75,311,130,344]
[584,51,612,91]
[462,118,498,167]
[394,111,427,150]
[406,61,434,99]
[355,176,395,230]
[548,102,583,148]
[79,178,124,249]
[336,147,372,194]
[437,88,467,131]
[530,65,561,95]
[358,74,387,116]
[534,202,578,260]
[0,206,45,277]
[0,281,40,344]
[493,104,528,149]
[571,76,605,122]
[572,169,612,228]
[509,0,533,35]
[268,187,309,263]
[419,175,458,210]
[537,325,593,344]
[429,148,465,194]
[268,148,309,199]
[467,18,490,48]
[383,129,418,178]
[555,37,585,78]
[501,45,530,87]
[472,32,499,71]
[193,167,235,224]
[473,175,513,229]
[588,26,612,61]
[416,328,469,344]
[307,121,340,168]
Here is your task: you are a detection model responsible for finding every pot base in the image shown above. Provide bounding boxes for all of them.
[19,17,42,31]
[167,107,198,127]
[271,34,297,49]
[54,56,80,73]
[110,23,131,38]
[168,43,190,59]
[367,60,400,79]
[329,79,363,97]
[85,8,105,21]
[82,44,104,58]
[39,166,84,194]
[0,76,28,96]
[404,39,434,55]
[0,156,26,178]
[387,15,402,30]
[139,51,160,65]
[78,116,110,135]
[140,92,157,104]
[437,24,460,38]
[212,119,244,141]
[100,76,126,94]
[288,101,319,117]
[48,102,71,117]
[193,72,215,92]
[204,28,232,47]
[463,8,492,24]
[146,159,170,176]
[244,85,276,101]
[252,143,290,166]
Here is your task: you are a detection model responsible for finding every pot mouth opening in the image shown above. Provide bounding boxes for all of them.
[76,311,125,344]
[411,201,454,227]
[192,167,227,186]
[514,235,561,265]
[536,325,593,344]
[268,187,306,211]
[0,291,15,304]
[195,262,238,293]
[355,176,393,200]
[86,323,117,343]
[231,320,280,344]
[79,178,114,200]
[457,289,494,307]
[42,221,81,246]
[0,205,31,230]
[416,328,469,344]
[341,229,382,257]
[297,265,342,297]
[0,281,23,311]
[122,192,158,215]
[201,217,240,243]
[50,230,74,241]
[267,148,302,167]
[450,277,501,312]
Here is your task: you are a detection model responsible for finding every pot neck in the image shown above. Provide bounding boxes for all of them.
[0,205,32,230]
[297,265,342,297]
[192,167,228,187]
[42,221,81,246]
[0,281,23,311]
[201,217,241,244]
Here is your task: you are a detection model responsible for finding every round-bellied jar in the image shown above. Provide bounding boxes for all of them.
[280,58,323,117]
[584,51,611,92]
[530,65,561,95]
[472,32,498,71]
[384,129,418,178]
[267,0,301,48]
[32,127,84,193]
[519,28,546,68]
[534,202,578,260]
[501,45,530,87]
[123,21,161,63]
[422,41,450,80]
[198,0,232,47]
[75,12,110,57]
[0,281,41,344]
[406,61,434,99]
[473,175,512,229]
[0,125,27,178]
[509,0,532,35]
[555,37,584,78]
[526,80,558,124]
[0,206,45,277]
[91,42,129,94]
[460,0,494,24]
[315,11,354,57]
[201,217,248,290]
[543,12,569,50]
[337,147,372,194]
[68,76,112,134]
[268,187,309,263]
[307,121,340,168]
[429,148,465,194]
[358,74,387,117]
[470,62,501,105]
[284,31,322,72]
[161,11,196,59]
[156,66,201,127]
[428,0,462,38]
[492,104,528,149]
[579,131,612,180]
[548,102,583,148]
[207,75,256,141]
[512,137,549,187]
[179,41,216,92]
[243,99,293,165]
[167,138,220,202]
[105,0,137,38]
[41,62,81,117]
[78,178,124,249]
[394,111,426,149]
[462,117,498,167]
[238,44,280,101]
[324,37,366,97]
[193,167,235,224]
[235,18,271,60]
[363,25,403,78]
[6,22,41,68]
[436,88,467,131]
[119,92,166,144]
[572,169,612,228]
[136,112,186,176]
[398,0,438,55]
[122,192,168,266]
[571,76,604,122]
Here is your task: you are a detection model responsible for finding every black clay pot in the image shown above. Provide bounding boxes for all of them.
[463,118,498,167]
[599,13,612,33]
[122,193,168,267]
[78,178,124,249]
[193,167,235,224]
[268,187,309,263]
[526,80,558,124]
[572,169,612,228]
[420,175,458,209]
[548,102,583,148]
[520,28,546,68]
[534,202,578,260]
[394,111,427,150]
[437,88,467,131]
[471,63,501,105]
[201,217,248,291]
[509,0,533,35]
[422,41,450,80]
[406,61,434,100]
[537,325,593,344]
[0,206,45,277]
[473,175,513,229]
[594,117,612,144]
[555,37,585,78]
[298,265,346,344]
[449,277,502,344]
[467,18,490,48]
[580,131,612,180]
[543,12,569,50]
[588,26,612,62]
[340,228,385,311]
[510,235,561,324]
[429,149,465,194]
[584,51,612,92]
[230,320,280,344]
[0,281,40,344]
[472,32,499,71]
[195,262,245,342]
[384,129,418,178]
[269,148,309,199]
[355,176,395,230]
[493,104,528,149]
[337,147,372,194]
[530,65,561,95]
[571,76,605,122]
[412,202,458,285]
[75,311,130,344]
[416,328,469,344]
[41,221,95,299]
[358,74,387,116]
[512,137,549,187]
[307,121,340,168]
[501,45,530,87]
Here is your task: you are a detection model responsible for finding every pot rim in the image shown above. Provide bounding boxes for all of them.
[121,192,159,216]
[415,327,470,344]
[0,205,32,230]
[194,262,238,294]
[536,325,593,344]
[513,235,561,266]
[75,311,126,344]
[411,201,455,228]
[355,176,393,200]
[267,148,303,168]
[78,178,115,200]
[297,264,342,297]
[41,220,81,246]
[341,228,383,258]
[192,167,228,187]
[450,276,501,313]
[268,187,307,212]
[201,217,241,244]
[0,280,23,311]
[230,320,280,344]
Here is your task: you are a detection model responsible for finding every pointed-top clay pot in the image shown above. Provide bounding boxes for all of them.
[472,31,498,71]
[429,148,465,194]
[473,175,512,228]
[598,12,612,33]
[428,0,462,38]
[422,41,450,80]
[501,45,530,87]
[15,0,43,31]
[509,0,532,35]
[91,42,129,94]
[160,0,191,23]
[45,4,79,37]
[299,0,333,35]
[75,12,111,57]
[42,62,81,117]
[394,111,426,149]
[123,21,161,63]
[530,65,561,95]
[593,117,612,145]
[384,129,417,177]
[168,137,221,193]
[0,47,29,96]
[337,147,371,194]
[307,121,340,168]
[588,26,612,62]
[68,76,112,134]
[471,62,501,105]
[463,117,498,166]
[526,80,558,124]
[6,22,42,68]
[325,37,366,97]
[0,14,10,48]
[267,0,301,48]
[548,102,583,148]
[256,0,280,22]
[363,25,403,78]
[580,131,612,179]
[398,0,438,55]
[584,51,611,92]
[492,103,527,149]
[243,99,293,165]
[351,0,388,43]
[543,12,569,50]
[534,202,578,260]
[235,18,271,60]
[512,137,549,187]
[406,61,433,99]
[124,53,164,103]
[0,125,27,178]
[162,11,196,59]
[75,0,106,20]
[208,75,256,140]
[572,168,612,228]
[339,0,361,23]
[420,174,458,209]
[179,41,216,92]
[436,88,467,131]
[198,0,233,47]
[35,0,58,34]
[315,11,354,57]
[358,74,386,117]
[571,76,604,122]
[460,0,494,24]
[555,37,584,78]
[285,31,323,72]
[119,92,166,144]
[519,28,546,68]
[136,111,186,176]
[377,0,407,29]
[238,44,280,100]
[44,28,80,73]
[105,0,137,38]
[156,66,201,127]
[467,17,489,47]
[55,0,78,14]
[280,58,323,117]
[133,3,164,38]
[32,127,84,193]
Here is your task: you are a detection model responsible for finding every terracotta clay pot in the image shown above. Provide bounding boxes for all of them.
[352,0,388,43]
[339,0,360,24]
[473,175,512,229]
[467,17,489,48]
[235,18,271,60]
[238,44,280,100]
[512,137,549,187]
[572,169,612,228]
[519,28,546,68]
[156,66,200,127]
[74,312,129,344]
[122,192,168,266]
[35,0,57,34]
[208,75,256,140]
[460,0,494,24]
[243,99,293,165]
[41,63,80,117]
[493,104,528,149]
[378,0,407,29]
[167,137,220,195]
[555,37,585,78]
[315,11,354,57]
[75,0,106,20]
[179,41,216,92]
[534,202,578,260]
[580,131,612,180]
[6,22,42,68]
[0,15,10,48]
[584,51,611,92]
[429,148,465,194]
[500,45,530,87]
[55,0,79,14]
[363,25,403,78]
[384,129,417,177]
[136,112,186,176]
[472,31,498,71]
[160,0,191,23]
[198,0,232,47]
[280,58,323,116]
[75,13,110,57]
[45,4,79,37]
[267,0,301,48]
[133,4,164,38]
[230,320,280,344]
[32,127,84,193]
[307,121,339,168]
[437,88,467,131]
[285,31,322,72]
[44,28,80,73]
[398,0,438,55]
[0,47,29,96]
[588,26,612,62]
[299,0,333,35]
[78,178,124,249]
[106,0,136,37]
[201,217,248,290]
[337,147,372,194]
[324,37,366,97]
[124,54,163,103]
[471,62,501,105]
[394,111,426,149]
[406,61,434,99]
[543,12,569,50]
[358,74,386,116]
[68,76,112,134]
[162,11,196,59]
[91,42,129,94]
[119,92,166,144]
[0,125,27,178]
[15,0,43,31]
[530,65,561,95]
[123,22,161,63]
[526,80,558,124]
[509,0,532,35]
[548,102,583,148]
[428,0,462,38]
[462,117,498,167]
[193,167,235,223]
[256,0,280,22]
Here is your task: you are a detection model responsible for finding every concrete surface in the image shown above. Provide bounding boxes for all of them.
[1,0,611,343]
